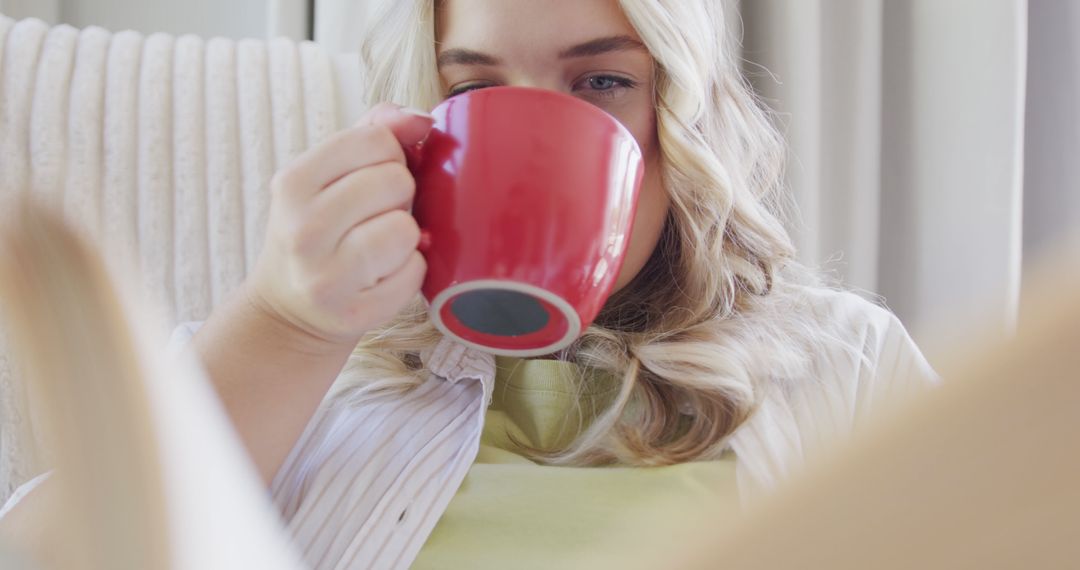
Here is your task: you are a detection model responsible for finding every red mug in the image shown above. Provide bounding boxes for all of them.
[409,86,644,357]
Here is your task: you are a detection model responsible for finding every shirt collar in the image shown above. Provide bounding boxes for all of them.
[420,336,496,406]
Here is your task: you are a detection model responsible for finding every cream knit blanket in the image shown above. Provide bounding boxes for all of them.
[0,14,364,503]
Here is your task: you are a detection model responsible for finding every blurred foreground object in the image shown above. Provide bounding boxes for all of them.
[0,197,170,570]
[670,241,1080,568]
[0,198,306,570]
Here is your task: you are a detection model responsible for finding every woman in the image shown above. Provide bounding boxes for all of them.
[4,0,937,568]
[186,0,936,567]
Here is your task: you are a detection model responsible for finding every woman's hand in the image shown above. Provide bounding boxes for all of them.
[246,104,435,347]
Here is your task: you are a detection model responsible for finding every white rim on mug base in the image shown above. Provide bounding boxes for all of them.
[428,279,583,358]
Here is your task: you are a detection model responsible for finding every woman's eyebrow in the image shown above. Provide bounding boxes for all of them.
[558,35,646,59]
[436,35,646,69]
[437,49,501,69]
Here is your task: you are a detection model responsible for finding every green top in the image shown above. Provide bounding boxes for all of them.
[411,356,739,569]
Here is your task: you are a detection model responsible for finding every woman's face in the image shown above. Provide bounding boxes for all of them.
[436,0,670,292]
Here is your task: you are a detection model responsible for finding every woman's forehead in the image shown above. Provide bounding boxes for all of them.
[436,0,640,54]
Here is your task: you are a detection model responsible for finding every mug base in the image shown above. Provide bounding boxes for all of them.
[428,280,582,358]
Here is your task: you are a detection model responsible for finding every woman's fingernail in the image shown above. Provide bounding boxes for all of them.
[418,230,433,252]
[400,107,435,120]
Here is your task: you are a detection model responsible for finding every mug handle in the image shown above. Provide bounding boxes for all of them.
[403,141,434,253]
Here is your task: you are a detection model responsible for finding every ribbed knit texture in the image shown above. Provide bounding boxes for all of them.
[0,13,344,504]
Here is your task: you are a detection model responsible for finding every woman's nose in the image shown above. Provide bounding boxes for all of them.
[506,76,570,95]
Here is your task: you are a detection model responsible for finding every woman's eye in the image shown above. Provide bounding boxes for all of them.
[447,82,496,98]
[587,76,620,90]
[573,74,637,101]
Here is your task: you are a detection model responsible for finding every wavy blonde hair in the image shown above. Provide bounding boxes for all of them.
[340,0,839,466]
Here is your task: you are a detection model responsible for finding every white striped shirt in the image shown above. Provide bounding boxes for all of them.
[263,339,494,570]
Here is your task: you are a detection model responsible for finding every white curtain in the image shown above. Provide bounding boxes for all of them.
[314,0,368,54]
[1024,1,1080,270]
[737,0,1031,354]
[738,0,1079,354]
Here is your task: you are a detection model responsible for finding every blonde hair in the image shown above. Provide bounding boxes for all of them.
[0,198,171,569]
[345,0,844,466]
